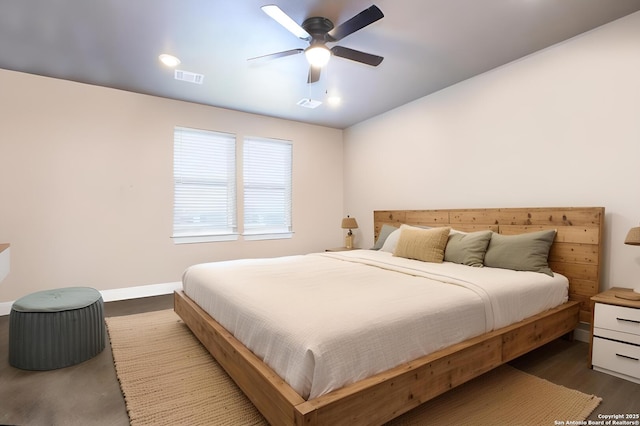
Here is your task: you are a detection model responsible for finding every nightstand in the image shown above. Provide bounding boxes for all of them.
[325,247,359,252]
[590,287,640,384]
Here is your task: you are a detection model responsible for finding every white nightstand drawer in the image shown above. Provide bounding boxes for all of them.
[594,303,640,336]
[594,327,640,346]
[592,336,640,381]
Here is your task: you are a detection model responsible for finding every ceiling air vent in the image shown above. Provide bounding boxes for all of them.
[297,98,322,109]
[174,70,204,84]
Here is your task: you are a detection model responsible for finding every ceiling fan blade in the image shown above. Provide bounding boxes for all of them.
[248,48,304,62]
[307,66,321,84]
[261,5,311,40]
[327,5,384,42]
[331,46,383,66]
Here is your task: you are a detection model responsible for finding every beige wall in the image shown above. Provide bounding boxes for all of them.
[3,12,640,303]
[344,12,640,292]
[0,70,344,301]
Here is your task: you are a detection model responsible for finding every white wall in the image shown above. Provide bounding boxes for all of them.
[0,70,344,302]
[344,12,640,292]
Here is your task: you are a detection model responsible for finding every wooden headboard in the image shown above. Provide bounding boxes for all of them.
[374,207,604,323]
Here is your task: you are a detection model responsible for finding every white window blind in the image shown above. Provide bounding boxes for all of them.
[173,127,237,243]
[243,137,293,239]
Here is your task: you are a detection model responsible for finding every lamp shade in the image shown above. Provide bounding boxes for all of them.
[625,226,640,245]
[305,45,331,67]
[341,217,358,230]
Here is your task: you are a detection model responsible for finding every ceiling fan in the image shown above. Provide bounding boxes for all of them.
[250,4,384,84]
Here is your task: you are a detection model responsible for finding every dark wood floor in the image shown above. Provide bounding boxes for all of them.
[0,294,638,425]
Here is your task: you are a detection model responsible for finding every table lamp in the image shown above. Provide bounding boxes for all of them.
[341,216,358,249]
[625,226,640,246]
[623,225,640,298]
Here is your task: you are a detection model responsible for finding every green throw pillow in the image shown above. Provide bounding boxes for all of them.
[483,229,556,276]
[444,230,492,267]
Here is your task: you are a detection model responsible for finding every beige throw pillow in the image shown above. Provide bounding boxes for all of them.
[394,225,451,263]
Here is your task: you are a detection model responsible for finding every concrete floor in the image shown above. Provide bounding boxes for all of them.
[1,294,639,425]
[0,294,173,426]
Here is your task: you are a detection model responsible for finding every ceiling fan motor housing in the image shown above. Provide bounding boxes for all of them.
[302,17,334,42]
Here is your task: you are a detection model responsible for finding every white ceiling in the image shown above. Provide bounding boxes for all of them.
[1,0,639,129]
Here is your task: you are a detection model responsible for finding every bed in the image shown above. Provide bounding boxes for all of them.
[174,206,604,425]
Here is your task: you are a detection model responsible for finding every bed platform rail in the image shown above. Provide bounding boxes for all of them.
[176,291,579,425]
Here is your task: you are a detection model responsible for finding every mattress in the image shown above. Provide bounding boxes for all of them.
[182,249,568,399]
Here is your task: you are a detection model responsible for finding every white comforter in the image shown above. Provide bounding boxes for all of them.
[182,250,568,399]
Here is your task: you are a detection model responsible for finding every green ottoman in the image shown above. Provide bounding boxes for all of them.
[9,287,105,370]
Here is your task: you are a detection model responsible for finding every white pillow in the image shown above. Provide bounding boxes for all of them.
[380,228,402,253]
[449,228,468,235]
[380,224,436,252]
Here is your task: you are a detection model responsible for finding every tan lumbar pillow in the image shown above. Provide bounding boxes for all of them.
[393,225,451,263]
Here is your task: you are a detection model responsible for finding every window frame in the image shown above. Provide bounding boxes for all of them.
[172,126,238,244]
[242,136,294,241]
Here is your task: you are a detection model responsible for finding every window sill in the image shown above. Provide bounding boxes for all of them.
[242,232,294,241]
[172,234,239,244]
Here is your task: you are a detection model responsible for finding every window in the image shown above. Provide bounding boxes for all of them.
[243,137,293,240]
[173,127,237,243]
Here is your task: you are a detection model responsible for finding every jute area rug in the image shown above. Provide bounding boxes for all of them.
[106,310,602,426]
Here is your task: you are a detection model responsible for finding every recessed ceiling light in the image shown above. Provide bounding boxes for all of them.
[159,54,181,67]
[327,95,341,107]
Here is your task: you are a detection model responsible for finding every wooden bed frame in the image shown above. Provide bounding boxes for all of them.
[174,206,604,425]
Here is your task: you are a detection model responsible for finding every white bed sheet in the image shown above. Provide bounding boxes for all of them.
[182,249,568,399]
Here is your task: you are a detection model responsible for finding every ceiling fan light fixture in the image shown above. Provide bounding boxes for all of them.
[159,54,181,67]
[305,45,331,68]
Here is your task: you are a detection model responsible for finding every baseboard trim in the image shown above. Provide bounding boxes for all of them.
[574,323,590,343]
[0,282,182,316]
[100,282,182,302]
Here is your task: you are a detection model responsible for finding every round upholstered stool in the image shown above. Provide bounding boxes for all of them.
[9,287,105,370]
